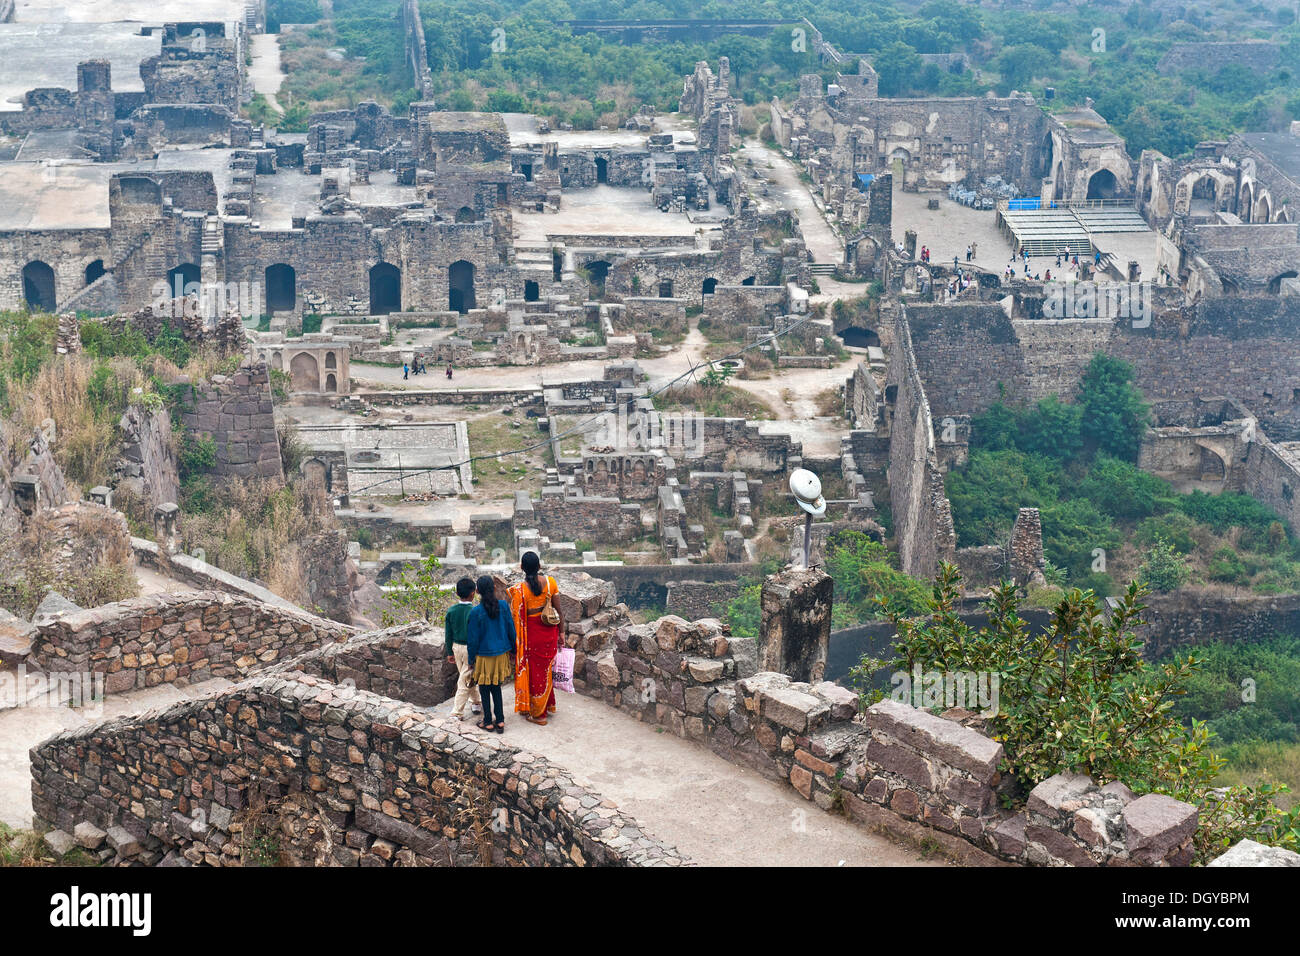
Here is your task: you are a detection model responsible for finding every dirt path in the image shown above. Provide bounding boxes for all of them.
[431,685,938,867]
[737,138,843,264]
[0,678,233,829]
[249,33,286,115]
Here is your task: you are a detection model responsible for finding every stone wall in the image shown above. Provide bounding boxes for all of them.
[29,668,684,867]
[115,404,180,513]
[574,612,1201,866]
[29,590,355,693]
[179,361,285,482]
[886,304,957,578]
[265,621,458,707]
[904,297,1300,441]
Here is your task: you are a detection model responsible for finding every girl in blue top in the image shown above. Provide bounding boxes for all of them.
[466,575,517,734]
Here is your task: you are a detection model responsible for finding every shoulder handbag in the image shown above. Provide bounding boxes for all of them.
[540,575,560,626]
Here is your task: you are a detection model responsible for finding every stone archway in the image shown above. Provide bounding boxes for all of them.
[369,262,401,315]
[1086,169,1119,200]
[1239,181,1255,221]
[449,260,476,313]
[325,372,337,392]
[595,157,608,183]
[524,279,539,302]
[840,326,881,349]
[289,351,320,391]
[455,206,477,223]
[22,261,56,311]
[84,259,106,286]
[1255,193,1272,224]
[166,263,200,300]
[266,263,296,312]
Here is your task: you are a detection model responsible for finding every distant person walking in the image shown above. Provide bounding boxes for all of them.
[402,363,409,380]
[446,364,453,380]
[466,575,516,734]
[510,551,565,725]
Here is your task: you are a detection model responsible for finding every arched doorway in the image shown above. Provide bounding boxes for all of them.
[166,263,201,299]
[265,263,296,312]
[1086,169,1118,200]
[369,262,401,314]
[325,372,337,392]
[1268,271,1298,295]
[22,261,56,311]
[1240,182,1255,221]
[324,351,337,370]
[584,260,610,296]
[1199,446,1226,482]
[1255,194,1273,223]
[658,280,673,298]
[289,352,320,391]
[702,277,718,296]
[84,259,106,286]
[741,275,756,286]
[524,280,539,302]
[840,327,881,349]
[455,206,477,223]
[1190,175,1218,214]
[449,260,476,313]
[595,157,608,183]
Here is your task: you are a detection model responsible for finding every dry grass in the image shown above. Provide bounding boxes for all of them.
[178,478,333,605]
[17,356,146,492]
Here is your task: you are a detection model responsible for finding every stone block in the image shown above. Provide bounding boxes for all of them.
[1122,794,1197,858]
[864,700,1003,782]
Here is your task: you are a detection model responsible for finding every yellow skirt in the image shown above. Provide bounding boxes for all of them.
[472,652,511,686]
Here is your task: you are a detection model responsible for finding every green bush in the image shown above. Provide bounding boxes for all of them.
[1139,537,1191,592]
[859,564,1299,861]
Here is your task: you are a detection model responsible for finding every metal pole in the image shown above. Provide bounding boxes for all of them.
[801,512,812,569]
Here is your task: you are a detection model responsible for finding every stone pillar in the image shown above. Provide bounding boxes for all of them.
[759,567,832,682]
[1009,507,1045,585]
[154,501,179,553]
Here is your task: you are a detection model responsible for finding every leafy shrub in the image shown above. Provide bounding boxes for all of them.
[861,564,1299,860]
[1139,537,1191,592]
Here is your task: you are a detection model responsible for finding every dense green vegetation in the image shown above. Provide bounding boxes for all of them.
[947,354,1300,595]
[268,0,1300,158]
[719,530,929,638]
[854,566,1300,861]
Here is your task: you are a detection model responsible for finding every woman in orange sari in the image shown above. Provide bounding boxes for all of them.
[510,551,565,724]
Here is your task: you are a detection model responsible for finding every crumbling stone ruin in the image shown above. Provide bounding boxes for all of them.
[6,5,1300,875]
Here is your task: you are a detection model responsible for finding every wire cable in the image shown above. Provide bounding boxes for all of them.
[338,308,824,497]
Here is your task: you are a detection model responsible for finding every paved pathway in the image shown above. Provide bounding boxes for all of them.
[431,684,938,867]
[249,33,286,114]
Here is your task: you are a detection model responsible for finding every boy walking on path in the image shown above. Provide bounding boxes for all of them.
[444,577,480,718]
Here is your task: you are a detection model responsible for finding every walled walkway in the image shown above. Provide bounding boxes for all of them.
[0,676,233,829]
[737,138,844,264]
[432,684,938,866]
[249,33,286,115]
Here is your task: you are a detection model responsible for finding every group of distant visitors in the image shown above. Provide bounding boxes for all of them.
[402,359,454,380]
[441,551,570,733]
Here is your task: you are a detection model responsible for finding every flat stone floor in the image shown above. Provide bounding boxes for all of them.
[0,676,233,829]
[514,184,707,242]
[249,33,285,115]
[0,23,158,112]
[13,0,247,22]
[430,683,938,866]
